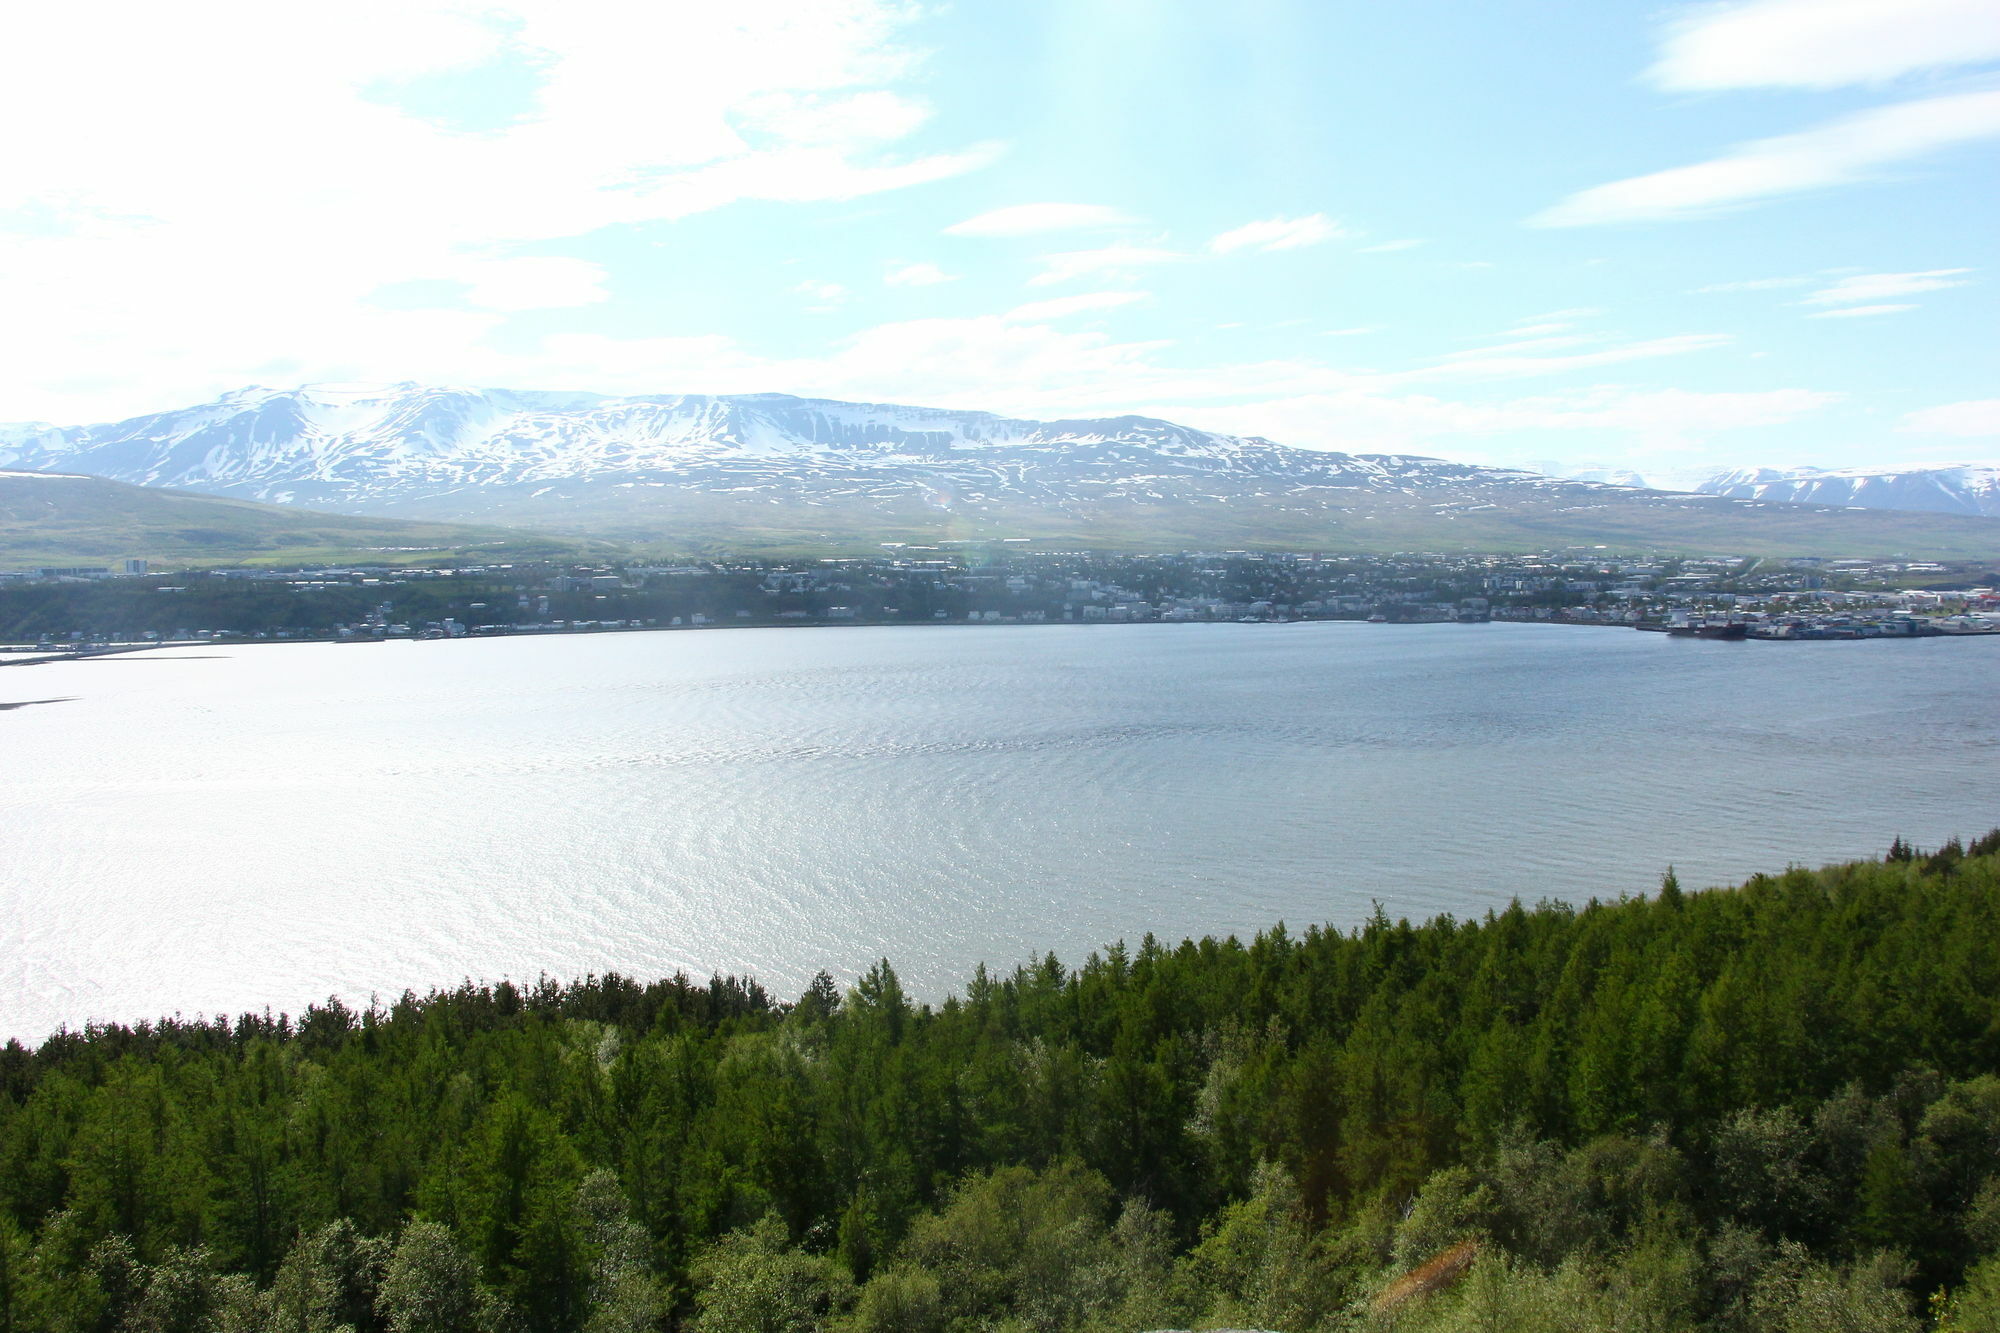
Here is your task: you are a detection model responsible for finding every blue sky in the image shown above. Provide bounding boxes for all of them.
[0,0,1994,474]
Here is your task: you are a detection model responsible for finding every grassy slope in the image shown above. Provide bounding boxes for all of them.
[13,467,2000,564]
[405,485,2000,560]
[0,473,606,566]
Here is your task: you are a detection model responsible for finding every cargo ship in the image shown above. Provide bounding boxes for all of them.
[1666,621,1747,640]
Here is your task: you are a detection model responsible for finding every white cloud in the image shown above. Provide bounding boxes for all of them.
[1530,91,2000,226]
[1807,303,1916,318]
[519,315,1273,423]
[1209,214,1348,254]
[1161,386,1841,457]
[884,262,956,287]
[0,0,996,422]
[943,203,1134,237]
[1899,399,2000,437]
[1029,244,1186,287]
[1516,387,1841,439]
[453,257,608,311]
[737,88,931,146]
[793,280,850,309]
[1650,0,2000,91]
[1418,334,1732,381]
[1440,335,1594,361]
[1358,238,1424,253]
[1801,268,1972,304]
[1005,291,1147,322]
[1695,276,1815,293]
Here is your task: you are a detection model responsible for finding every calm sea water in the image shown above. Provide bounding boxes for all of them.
[2,622,1995,1042]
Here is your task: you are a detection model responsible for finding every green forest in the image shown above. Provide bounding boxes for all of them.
[3,834,1998,1332]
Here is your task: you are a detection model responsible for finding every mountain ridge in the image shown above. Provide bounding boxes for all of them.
[1,382,1514,505]
[1695,462,2000,517]
[1549,460,2000,518]
[6,383,1999,558]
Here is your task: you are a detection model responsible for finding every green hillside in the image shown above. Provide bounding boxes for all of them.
[10,466,1999,566]
[390,483,2000,562]
[3,834,1998,1329]
[0,471,604,566]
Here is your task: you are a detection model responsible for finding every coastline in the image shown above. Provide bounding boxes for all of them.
[5,607,1995,672]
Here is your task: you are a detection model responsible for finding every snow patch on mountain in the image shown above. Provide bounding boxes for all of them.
[1547,459,2000,518]
[1695,464,2000,518]
[0,382,1624,521]
[14,383,1990,548]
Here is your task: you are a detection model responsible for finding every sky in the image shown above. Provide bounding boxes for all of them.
[0,0,1994,476]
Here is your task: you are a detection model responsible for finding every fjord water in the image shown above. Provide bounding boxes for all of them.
[3,622,1995,1042]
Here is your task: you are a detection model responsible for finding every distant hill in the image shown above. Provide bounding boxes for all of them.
[6,383,2000,558]
[1552,461,2000,519]
[1695,463,2000,517]
[0,469,595,566]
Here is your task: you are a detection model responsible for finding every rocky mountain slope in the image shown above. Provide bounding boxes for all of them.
[5,384,1997,557]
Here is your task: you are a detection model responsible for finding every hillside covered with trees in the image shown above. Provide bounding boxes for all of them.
[2,834,1998,1331]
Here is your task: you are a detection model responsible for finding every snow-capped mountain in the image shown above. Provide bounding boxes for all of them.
[1536,463,1717,495]
[4,384,1996,554]
[0,382,1602,518]
[1693,464,2000,518]
[1547,461,2000,518]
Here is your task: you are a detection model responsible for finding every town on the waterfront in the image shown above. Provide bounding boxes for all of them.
[5,547,1995,657]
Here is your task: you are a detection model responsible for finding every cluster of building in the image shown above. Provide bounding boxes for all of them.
[4,549,1995,648]
[2,558,151,581]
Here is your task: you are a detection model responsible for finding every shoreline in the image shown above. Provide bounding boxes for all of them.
[1,614,1383,666]
[3,600,2000,664]
[5,609,1995,671]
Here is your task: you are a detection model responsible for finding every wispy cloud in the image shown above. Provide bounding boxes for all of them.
[945,203,1134,237]
[1029,244,1186,287]
[1801,269,1971,305]
[793,280,849,311]
[1695,275,1815,293]
[1164,386,1841,457]
[1209,214,1349,254]
[1807,303,1916,319]
[1524,308,1603,321]
[1440,335,1594,361]
[884,262,956,287]
[1899,399,2000,437]
[1531,90,2000,226]
[1005,291,1147,322]
[1650,0,2000,91]
[1419,334,1732,380]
